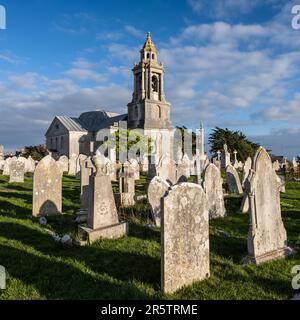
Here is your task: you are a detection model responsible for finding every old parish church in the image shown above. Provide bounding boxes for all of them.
[45,33,173,160]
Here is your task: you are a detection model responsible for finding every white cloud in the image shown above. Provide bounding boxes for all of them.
[187,0,285,19]
[64,68,105,82]
[124,25,144,38]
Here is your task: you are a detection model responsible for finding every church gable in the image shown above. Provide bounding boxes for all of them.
[45,116,87,137]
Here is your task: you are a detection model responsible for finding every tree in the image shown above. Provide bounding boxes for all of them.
[20,145,47,161]
[209,127,260,162]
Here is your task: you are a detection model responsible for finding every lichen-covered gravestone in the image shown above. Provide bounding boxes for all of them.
[244,147,292,264]
[226,164,243,194]
[9,158,25,183]
[148,176,171,227]
[79,155,128,243]
[32,155,62,216]
[161,183,210,294]
[202,164,226,219]
[57,155,69,173]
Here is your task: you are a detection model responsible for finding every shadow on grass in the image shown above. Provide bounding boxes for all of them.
[0,244,153,299]
[0,198,31,218]
[0,222,161,293]
[210,234,247,263]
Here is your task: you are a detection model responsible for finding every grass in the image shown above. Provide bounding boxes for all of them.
[0,173,299,300]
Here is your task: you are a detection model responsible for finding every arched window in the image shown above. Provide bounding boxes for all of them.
[152,75,158,92]
[135,106,139,118]
[55,137,58,150]
[152,54,155,59]
[147,53,150,59]
[61,136,64,149]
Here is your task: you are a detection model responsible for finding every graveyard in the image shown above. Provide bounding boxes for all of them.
[0,169,299,300]
[1,3,300,306]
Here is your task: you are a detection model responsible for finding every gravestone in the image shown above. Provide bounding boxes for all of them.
[277,175,286,193]
[156,153,176,185]
[244,147,292,264]
[240,194,250,214]
[242,157,252,188]
[76,154,87,179]
[116,161,136,207]
[25,156,36,173]
[79,156,95,211]
[57,155,69,173]
[202,164,226,219]
[79,155,128,243]
[9,158,25,183]
[129,158,140,180]
[272,160,280,171]
[106,158,117,181]
[141,154,149,172]
[32,155,62,216]
[68,154,77,176]
[161,183,210,294]
[226,164,243,194]
[148,176,171,227]
[221,144,231,168]
[2,157,12,176]
[176,154,191,182]
[0,159,4,171]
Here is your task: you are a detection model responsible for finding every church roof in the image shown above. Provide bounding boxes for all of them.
[47,110,128,136]
[79,110,127,132]
[56,116,87,132]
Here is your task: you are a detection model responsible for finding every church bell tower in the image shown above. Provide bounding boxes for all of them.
[127,32,172,130]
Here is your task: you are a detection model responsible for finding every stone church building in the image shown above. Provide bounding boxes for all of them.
[45,32,173,160]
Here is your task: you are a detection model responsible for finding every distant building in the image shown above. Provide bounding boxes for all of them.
[45,33,173,159]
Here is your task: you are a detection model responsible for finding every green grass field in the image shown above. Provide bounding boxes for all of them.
[0,173,299,300]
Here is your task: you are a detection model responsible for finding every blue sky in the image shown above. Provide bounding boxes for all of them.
[0,0,300,158]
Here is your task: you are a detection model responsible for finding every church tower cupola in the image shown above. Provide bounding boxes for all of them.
[127,32,172,130]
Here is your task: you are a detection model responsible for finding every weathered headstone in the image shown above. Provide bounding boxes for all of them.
[221,144,231,168]
[240,194,250,214]
[141,154,149,172]
[25,156,36,173]
[116,161,136,207]
[226,164,243,194]
[79,155,128,243]
[79,157,95,210]
[272,160,280,171]
[176,154,191,182]
[202,164,226,219]
[32,155,62,216]
[148,176,171,227]
[2,157,12,176]
[161,183,210,294]
[277,175,286,193]
[244,147,292,264]
[242,157,252,188]
[76,154,87,179]
[68,154,77,176]
[57,155,69,173]
[9,158,25,183]
[129,158,140,180]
